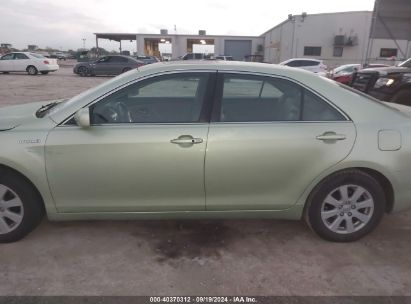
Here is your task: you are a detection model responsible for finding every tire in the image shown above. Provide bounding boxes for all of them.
[391,89,411,106]
[122,67,132,73]
[27,65,38,76]
[305,170,385,242]
[0,170,45,243]
[2,72,10,74]
[40,71,49,75]
[77,66,89,77]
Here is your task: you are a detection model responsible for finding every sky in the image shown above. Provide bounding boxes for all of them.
[0,0,376,52]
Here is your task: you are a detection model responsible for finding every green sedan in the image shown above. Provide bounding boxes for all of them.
[1,61,411,243]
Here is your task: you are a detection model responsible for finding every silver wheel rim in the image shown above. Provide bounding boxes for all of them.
[0,184,24,235]
[79,67,87,76]
[321,184,374,234]
[29,67,36,74]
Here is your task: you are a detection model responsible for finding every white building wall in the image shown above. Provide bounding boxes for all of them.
[136,34,263,60]
[368,38,411,64]
[134,11,410,66]
[263,11,373,68]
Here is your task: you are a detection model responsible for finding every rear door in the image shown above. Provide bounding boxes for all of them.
[107,56,129,74]
[205,73,356,211]
[13,53,31,71]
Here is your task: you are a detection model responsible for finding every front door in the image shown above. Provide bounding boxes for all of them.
[205,73,356,211]
[45,72,215,213]
[0,53,15,72]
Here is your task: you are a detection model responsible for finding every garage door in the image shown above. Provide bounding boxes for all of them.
[224,40,252,61]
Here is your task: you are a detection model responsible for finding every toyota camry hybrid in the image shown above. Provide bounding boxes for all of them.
[1,61,411,243]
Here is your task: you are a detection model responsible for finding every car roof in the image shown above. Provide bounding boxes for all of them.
[284,58,322,62]
[137,60,311,75]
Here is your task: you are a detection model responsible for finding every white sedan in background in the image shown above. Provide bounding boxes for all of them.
[279,58,328,76]
[0,52,59,75]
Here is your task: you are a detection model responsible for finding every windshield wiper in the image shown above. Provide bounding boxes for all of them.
[35,101,59,118]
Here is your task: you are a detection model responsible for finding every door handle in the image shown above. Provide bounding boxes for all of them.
[170,136,203,145]
[316,132,346,141]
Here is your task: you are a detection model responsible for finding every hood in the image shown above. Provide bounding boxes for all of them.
[360,66,411,76]
[0,101,48,131]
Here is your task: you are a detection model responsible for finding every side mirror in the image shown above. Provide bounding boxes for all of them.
[74,108,91,128]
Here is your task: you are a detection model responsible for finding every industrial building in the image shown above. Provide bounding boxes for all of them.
[94,0,411,68]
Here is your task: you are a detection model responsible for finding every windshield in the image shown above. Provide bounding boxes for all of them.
[398,58,411,68]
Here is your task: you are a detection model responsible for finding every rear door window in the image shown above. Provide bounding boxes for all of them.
[15,53,29,60]
[215,73,345,122]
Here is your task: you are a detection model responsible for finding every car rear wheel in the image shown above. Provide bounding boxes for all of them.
[78,66,89,77]
[0,171,44,243]
[122,67,132,73]
[27,66,38,76]
[306,170,385,242]
[391,89,411,106]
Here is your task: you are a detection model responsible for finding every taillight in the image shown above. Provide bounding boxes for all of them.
[44,60,49,64]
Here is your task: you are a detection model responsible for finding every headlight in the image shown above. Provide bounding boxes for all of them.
[374,78,395,88]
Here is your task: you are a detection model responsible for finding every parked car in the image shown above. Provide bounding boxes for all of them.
[329,64,361,85]
[279,58,327,76]
[73,55,144,76]
[330,63,390,85]
[0,52,59,75]
[351,58,411,105]
[50,52,69,60]
[216,55,234,61]
[1,61,411,243]
[134,55,160,65]
[181,53,211,60]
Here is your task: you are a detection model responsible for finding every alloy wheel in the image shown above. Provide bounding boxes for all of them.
[0,184,24,235]
[321,184,374,234]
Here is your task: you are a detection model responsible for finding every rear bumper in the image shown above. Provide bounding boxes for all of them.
[391,170,411,212]
[40,64,59,72]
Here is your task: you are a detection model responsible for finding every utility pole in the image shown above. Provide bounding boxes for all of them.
[288,14,296,58]
[82,38,86,49]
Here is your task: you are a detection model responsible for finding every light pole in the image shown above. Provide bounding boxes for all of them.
[288,14,296,58]
[288,12,307,58]
[82,38,86,49]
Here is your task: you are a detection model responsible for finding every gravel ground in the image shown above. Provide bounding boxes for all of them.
[0,64,108,107]
[0,65,410,296]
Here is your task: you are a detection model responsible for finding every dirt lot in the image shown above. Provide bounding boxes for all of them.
[0,64,108,107]
[0,67,410,296]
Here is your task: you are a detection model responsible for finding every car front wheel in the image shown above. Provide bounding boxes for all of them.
[0,171,44,243]
[306,170,385,242]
